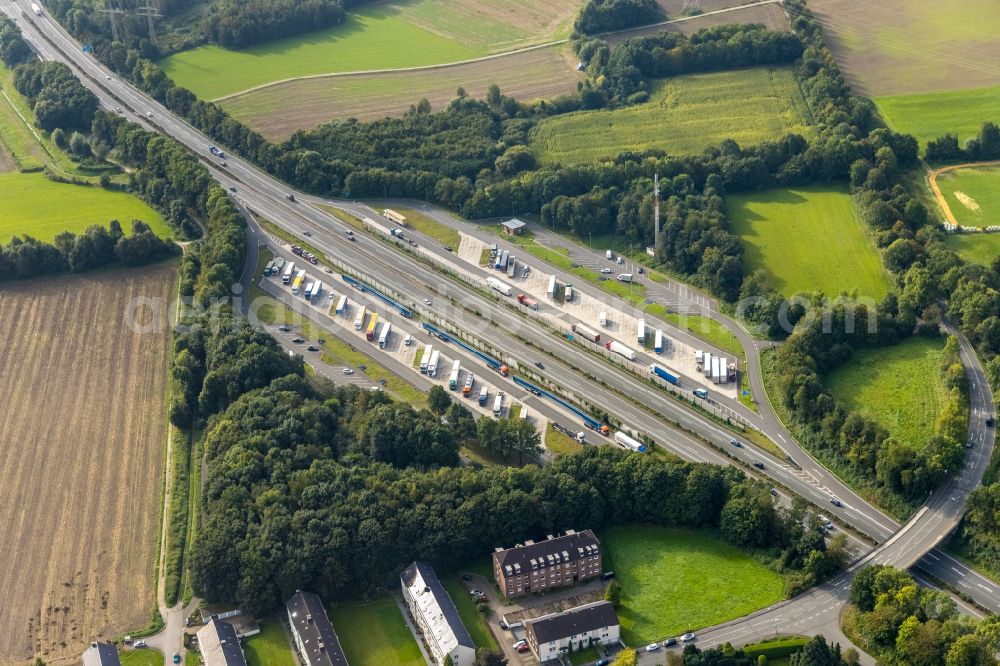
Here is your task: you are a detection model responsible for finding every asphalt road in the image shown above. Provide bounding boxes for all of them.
[10,4,996,657]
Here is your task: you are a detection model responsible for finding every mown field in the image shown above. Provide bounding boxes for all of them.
[944,233,1000,266]
[530,67,814,164]
[328,599,424,666]
[0,265,174,662]
[243,620,296,666]
[876,85,1000,150]
[603,525,785,645]
[810,0,1000,97]
[825,337,947,449]
[612,0,789,44]
[935,166,1000,228]
[162,0,581,102]
[727,186,891,299]
[0,171,171,244]
[223,44,581,139]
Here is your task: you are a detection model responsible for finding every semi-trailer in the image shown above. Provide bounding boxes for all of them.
[547,275,556,298]
[478,386,489,406]
[282,262,295,284]
[499,251,509,271]
[428,350,441,377]
[335,295,347,315]
[654,329,663,354]
[420,344,433,373]
[564,284,574,302]
[448,360,461,390]
[702,352,713,377]
[507,257,517,278]
[378,322,391,349]
[353,306,368,330]
[263,260,275,277]
[493,392,504,416]
[637,318,646,344]
[366,312,380,341]
[463,373,475,395]
[304,282,315,300]
[517,294,538,310]
[486,276,513,297]
[606,340,637,361]
[614,431,647,453]
[649,363,679,386]
[383,209,407,226]
[291,270,306,294]
[571,323,601,343]
[274,257,285,273]
[309,281,322,300]
[599,311,608,327]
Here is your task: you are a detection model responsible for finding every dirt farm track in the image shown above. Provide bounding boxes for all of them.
[0,264,175,663]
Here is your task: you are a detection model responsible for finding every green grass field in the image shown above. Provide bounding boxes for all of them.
[442,577,499,650]
[936,167,1000,228]
[545,423,584,455]
[727,186,891,299]
[602,525,785,645]
[0,172,171,245]
[944,233,1000,266]
[876,86,1000,150]
[392,207,461,248]
[328,599,424,666]
[825,337,947,449]
[530,67,814,164]
[119,650,164,666]
[160,6,480,100]
[244,620,296,666]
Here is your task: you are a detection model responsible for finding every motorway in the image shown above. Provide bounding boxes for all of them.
[8,3,996,658]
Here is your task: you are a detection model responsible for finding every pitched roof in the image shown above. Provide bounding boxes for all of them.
[400,561,475,654]
[197,618,248,666]
[83,642,120,666]
[286,591,349,666]
[501,219,527,230]
[494,529,600,576]
[526,601,619,644]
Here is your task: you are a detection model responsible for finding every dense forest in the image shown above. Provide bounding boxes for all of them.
[847,565,1000,666]
[573,0,663,35]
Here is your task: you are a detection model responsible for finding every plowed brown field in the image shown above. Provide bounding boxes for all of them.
[0,264,175,663]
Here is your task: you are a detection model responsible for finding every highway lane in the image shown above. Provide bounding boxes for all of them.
[11,0,997,644]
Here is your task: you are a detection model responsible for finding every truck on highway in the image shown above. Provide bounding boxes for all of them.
[428,350,441,377]
[564,283,573,303]
[291,270,306,295]
[614,431,647,453]
[378,322,391,348]
[517,294,538,310]
[31,3,42,15]
[493,391,504,416]
[366,312,380,341]
[693,388,708,399]
[420,344,433,374]
[282,262,295,284]
[650,363,679,386]
[606,340,637,361]
[335,295,347,315]
[637,318,646,344]
[486,276,513,297]
[448,360,461,390]
[654,329,663,354]
[571,323,601,343]
[463,373,475,395]
[478,386,489,406]
[617,273,633,283]
[390,228,405,239]
[353,306,368,331]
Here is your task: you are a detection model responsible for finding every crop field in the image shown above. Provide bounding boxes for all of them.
[530,67,814,164]
[810,0,1000,97]
[825,337,947,449]
[602,525,785,645]
[935,166,1000,228]
[0,265,174,662]
[0,172,171,245]
[328,599,424,666]
[876,85,1000,149]
[223,44,580,139]
[944,233,1000,266]
[727,186,891,299]
[612,0,789,44]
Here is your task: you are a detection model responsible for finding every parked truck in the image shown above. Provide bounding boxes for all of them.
[606,340,637,361]
[428,350,441,377]
[702,352,713,377]
[486,276,513,297]
[547,275,556,298]
[353,306,368,331]
[448,360,461,390]
[571,323,601,343]
[617,273,634,283]
[420,344,433,374]
[654,329,663,354]
[564,283,574,303]
[378,322,391,349]
[614,431,647,453]
[273,257,285,273]
[335,295,347,315]
[599,311,608,327]
[282,262,295,284]
[304,282,315,300]
[366,312,380,342]
[291,270,306,295]
[463,373,475,395]
[650,363,680,386]
[606,249,613,261]
[517,294,538,310]
[507,257,518,278]
[478,386,489,406]
[493,392,504,416]
[637,318,646,344]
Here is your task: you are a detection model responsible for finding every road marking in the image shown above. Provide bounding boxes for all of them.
[952,567,964,575]
[927,553,940,561]
[978,584,994,593]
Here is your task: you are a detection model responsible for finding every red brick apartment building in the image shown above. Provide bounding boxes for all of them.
[493,529,602,598]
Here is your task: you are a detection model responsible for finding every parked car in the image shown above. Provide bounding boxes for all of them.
[681,633,696,642]
[596,660,611,666]
[601,268,612,274]
[646,643,660,652]
[469,589,483,596]
[664,638,678,647]
[134,641,147,648]
[770,488,778,497]
[291,337,304,344]
[278,325,291,332]
[307,345,319,352]
[343,368,354,375]
[512,639,527,649]
[516,644,530,654]
[445,245,453,252]
[172,655,181,664]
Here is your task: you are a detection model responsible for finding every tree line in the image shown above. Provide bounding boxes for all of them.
[573,0,663,35]
[13,60,98,132]
[848,565,1000,665]
[205,0,347,49]
[925,121,1000,163]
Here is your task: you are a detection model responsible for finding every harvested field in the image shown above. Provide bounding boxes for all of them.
[224,44,580,139]
[810,0,1000,97]
[608,1,789,45]
[0,264,175,663]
